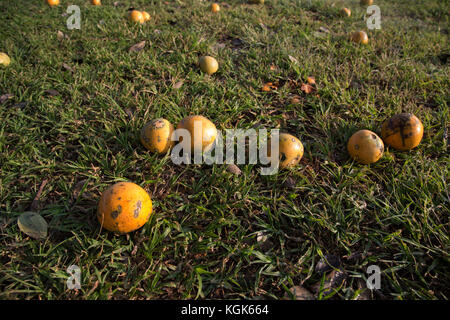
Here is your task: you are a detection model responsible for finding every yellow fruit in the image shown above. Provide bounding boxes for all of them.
[350,31,369,45]
[347,130,384,164]
[176,115,217,152]
[268,133,304,169]
[341,8,351,17]
[381,113,424,151]
[46,0,60,6]
[250,0,265,4]
[361,0,374,5]
[198,56,219,75]
[91,0,101,5]
[97,182,153,234]
[129,10,145,24]
[140,118,175,154]
[142,11,151,22]
[211,3,220,12]
[0,52,11,67]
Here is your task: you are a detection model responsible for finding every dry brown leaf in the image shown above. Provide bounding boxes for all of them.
[226,164,241,175]
[261,82,277,92]
[173,81,184,89]
[307,76,316,85]
[300,83,315,94]
[0,94,13,104]
[288,55,298,64]
[62,63,74,72]
[129,41,146,52]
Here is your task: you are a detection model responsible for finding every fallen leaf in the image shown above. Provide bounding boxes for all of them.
[17,212,48,240]
[311,269,347,296]
[62,63,75,72]
[269,64,278,71]
[307,76,316,85]
[0,94,13,104]
[288,55,298,64]
[319,26,331,33]
[285,286,315,300]
[57,30,69,40]
[173,81,184,89]
[261,82,277,92]
[300,83,315,94]
[288,95,302,105]
[129,41,146,52]
[226,164,241,175]
[284,176,296,189]
[315,254,341,274]
[154,29,162,34]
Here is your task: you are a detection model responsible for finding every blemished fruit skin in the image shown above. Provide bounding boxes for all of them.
[350,31,369,45]
[198,56,219,75]
[381,113,424,151]
[129,10,145,24]
[277,133,304,168]
[91,0,101,5]
[341,8,351,17]
[361,0,374,5]
[46,0,60,6]
[0,53,11,67]
[176,115,217,152]
[211,3,220,12]
[140,118,175,154]
[97,182,153,234]
[347,130,384,164]
[142,11,151,22]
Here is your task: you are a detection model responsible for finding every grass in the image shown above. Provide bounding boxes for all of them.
[0,0,449,300]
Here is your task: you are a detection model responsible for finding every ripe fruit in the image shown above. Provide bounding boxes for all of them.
[97,182,153,234]
[350,31,369,45]
[381,113,424,151]
[250,0,265,4]
[211,3,220,12]
[268,133,304,169]
[142,11,151,22]
[140,118,174,154]
[341,8,351,17]
[128,10,145,24]
[361,0,374,5]
[46,0,60,6]
[347,130,384,164]
[0,52,11,67]
[91,0,101,5]
[199,56,219,75]
[176,115,217,152]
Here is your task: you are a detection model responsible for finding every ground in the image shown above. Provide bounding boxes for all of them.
[0,0,448,300]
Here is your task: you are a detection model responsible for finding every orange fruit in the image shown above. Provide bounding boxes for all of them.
[0,52,11,67]
[341,8,351,17]
[128,10,145,24]
[198,56,219,75]
[176,115,217,152]
[211,3,220,12]
[361,0,374,5]
[350,31,369,45]
[347,130,384,164]
[97,182,153,234]
[142,11,151,22]
[140,118,175,154]
[46,0,60,6]
[274,133,304,168]
[381,113,424,151]
[91,0,101,5]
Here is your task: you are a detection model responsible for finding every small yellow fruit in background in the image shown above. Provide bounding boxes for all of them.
[176,115,217,152]
[341,7,351,17]
[97,182,153,234]
[381,113,424,151]
[0,52,11,67]
[361,0,374,5]
[350,31,369,45]
[128,10,145,24]
[142,11,151,22]
[347,130,384,164]
[268,133,304,169]
[198,56,219,75]
[91,0,101,5]
[140,118,175,154]
[46,0,60,6]
[211,3,220,12]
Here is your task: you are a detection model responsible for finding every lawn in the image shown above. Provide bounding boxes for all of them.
[0,0,448,300]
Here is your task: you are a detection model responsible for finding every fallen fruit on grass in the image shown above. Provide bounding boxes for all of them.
[140,118,174,154]
[341,7,351,17]
[361,0,374,5]
[97,182,153,234]
[142,11,151,22]
[381,113,424,151]
[91,0,101,5]
[46,0,60,6]
[0,52,11,67]
[17,212,48,240]
[211,3,220,12]
[268,133,304,169]
[350,31,369,44]
[250,0,265,4]
[199,56,219,75]
[128,10,145,24]
[347,130,384,164]
[176,115,217,152]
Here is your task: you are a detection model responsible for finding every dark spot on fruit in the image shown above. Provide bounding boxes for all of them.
[134,200,142,218]
[157,135,161,142]
[118,197,121,200]
[111,205,122,219]
[280,152,286,163]
[354,144,359,150]
[371,134,377,139]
